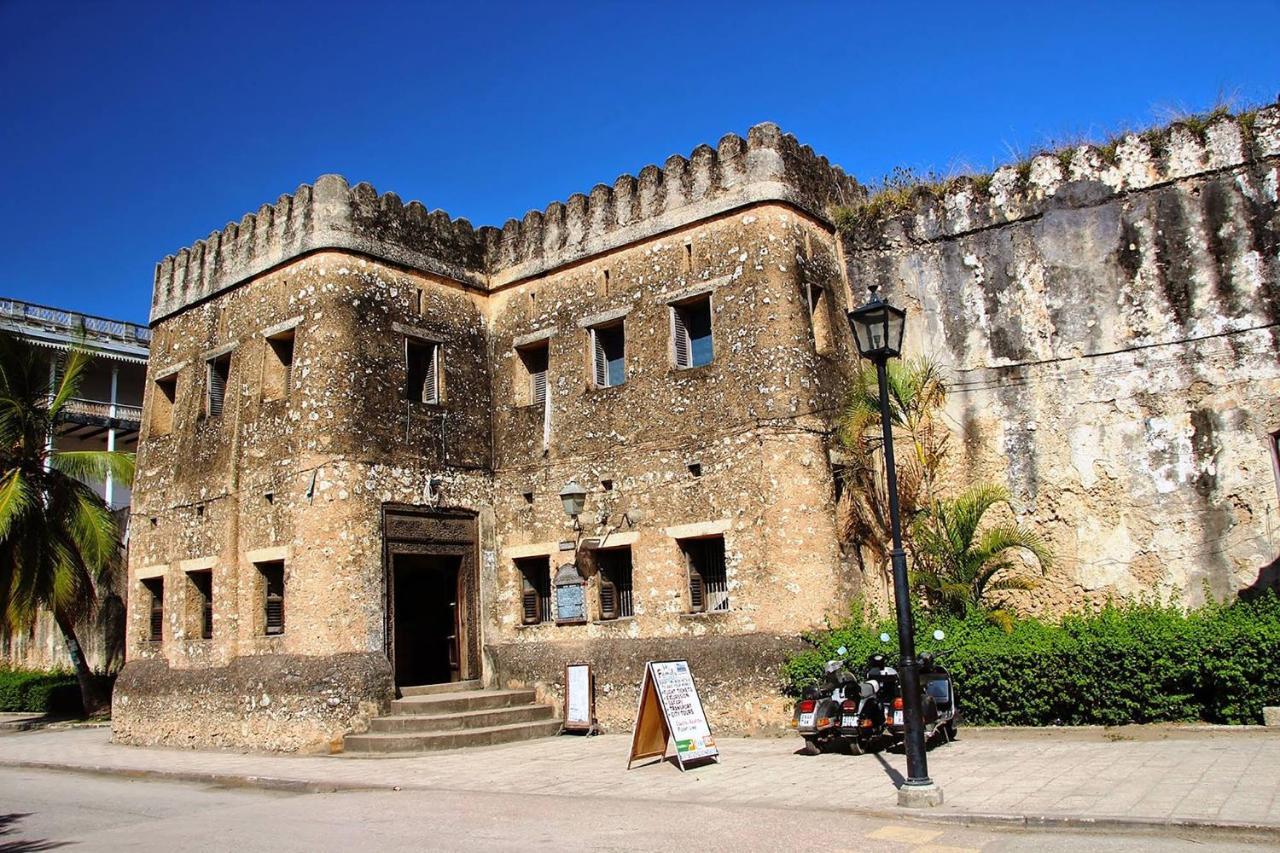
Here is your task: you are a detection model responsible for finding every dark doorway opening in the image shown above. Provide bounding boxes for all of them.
[392,553,462,687]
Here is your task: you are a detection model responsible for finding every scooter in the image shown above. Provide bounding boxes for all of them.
[793,646,890,756]
[881,629,959,747]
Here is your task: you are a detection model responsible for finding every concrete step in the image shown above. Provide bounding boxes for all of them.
[389,688,537,716]
[399,680,482,697]
[369,703,554,733]
[343,718,563,754]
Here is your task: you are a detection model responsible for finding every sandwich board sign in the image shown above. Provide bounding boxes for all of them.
[626,660,719,770]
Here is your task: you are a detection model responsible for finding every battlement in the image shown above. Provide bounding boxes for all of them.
[150,123,860,322]
[839,101,1280,246]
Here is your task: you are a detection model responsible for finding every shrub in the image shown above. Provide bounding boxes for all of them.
[782,593,1280,726]
[0,668,81,714]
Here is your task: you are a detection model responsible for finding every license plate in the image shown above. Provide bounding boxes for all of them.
[799,712,815,728]
[893,711,904,726]
[841,715,856,727]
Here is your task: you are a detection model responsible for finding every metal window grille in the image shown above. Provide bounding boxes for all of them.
[597,548,633,620]
[260,562,285,635]
[144,578,164,642]
[685,537,728,613]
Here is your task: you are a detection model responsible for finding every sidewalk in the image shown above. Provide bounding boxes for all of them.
[0,724,1276,839]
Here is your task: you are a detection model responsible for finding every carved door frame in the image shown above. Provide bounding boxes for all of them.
[382,504,481,685]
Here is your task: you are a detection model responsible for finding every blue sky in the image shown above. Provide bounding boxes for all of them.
[2,1,1277,324]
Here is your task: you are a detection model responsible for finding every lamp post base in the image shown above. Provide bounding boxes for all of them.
[897,780,945,808]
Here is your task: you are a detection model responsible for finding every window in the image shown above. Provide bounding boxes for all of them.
[264,330,295,401]
[152,373,177,435]
[142,578,164,642]
[589,323,625,388]
[205,353,231,417]
[672,296,713,369]
[682,536,729,613]
[258,560,285,635]
[516,556,551,625]
[596,548,633,620]
[188,570,213,640]
[516,341,549,407]
[806,282,834,354]
[405,338,442,404]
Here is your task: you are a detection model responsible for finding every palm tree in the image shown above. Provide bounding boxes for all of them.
[0,332,134,714]
[836,356,950,569]
[911,483,1052,630]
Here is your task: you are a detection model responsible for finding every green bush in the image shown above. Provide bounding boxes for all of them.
[0,668,80,713]
[782,593,1280,726]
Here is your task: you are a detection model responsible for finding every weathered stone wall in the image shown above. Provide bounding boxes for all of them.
[844,105,1280,611]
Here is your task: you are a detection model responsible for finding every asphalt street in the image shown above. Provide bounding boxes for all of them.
[0,767,1269,852]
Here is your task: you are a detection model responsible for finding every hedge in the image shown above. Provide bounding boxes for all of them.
[782,593,1280,726]
[0,669,81,714]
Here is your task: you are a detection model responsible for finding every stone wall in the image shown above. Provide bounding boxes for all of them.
[844,104,1280,611]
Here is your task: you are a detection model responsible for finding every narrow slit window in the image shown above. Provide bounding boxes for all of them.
[406,338,442,404]
[683,536,728,613]
[143,578,164,642]
[517,341,549,407]
[516,556,551,625]
[205,353,231,418]
[672,296,713,369]
[807,282,834,354]
[265,330,295,401]
[258,560,285,635]
[188,570,213,640]
[590,323,626,388]
[152,373,177,435]
[596,548,634,620]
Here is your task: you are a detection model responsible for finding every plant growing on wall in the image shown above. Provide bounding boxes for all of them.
[0,333,134,715]
[911,483,1052,630]
[836,356,949,576]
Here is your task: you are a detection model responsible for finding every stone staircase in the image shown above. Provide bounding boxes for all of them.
[342,680,562,754]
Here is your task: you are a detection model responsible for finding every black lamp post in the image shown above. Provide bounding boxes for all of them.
[847,284,939,804]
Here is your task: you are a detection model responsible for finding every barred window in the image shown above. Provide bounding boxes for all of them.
[682,536,728,613]
[596,547,634,620]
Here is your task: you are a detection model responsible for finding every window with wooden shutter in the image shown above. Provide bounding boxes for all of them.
[258,561,285,635]
[143,578,164,642]
[265,330,295,401]
[672,296,712,369]
[682,536,728,613]
[406,338,442,404]
[517,342,549,407]
[206,353,231,417]
[589,323,625,388]
[596,547,633,620]
[188,570,213,640]
[516,557,551,625]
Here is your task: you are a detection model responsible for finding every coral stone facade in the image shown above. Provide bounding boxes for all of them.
[115,108,1280,751]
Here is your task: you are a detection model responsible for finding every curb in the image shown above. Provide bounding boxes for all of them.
[5,758,1279,842]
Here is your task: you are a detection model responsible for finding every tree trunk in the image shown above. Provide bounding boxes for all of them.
[53,611,105,716]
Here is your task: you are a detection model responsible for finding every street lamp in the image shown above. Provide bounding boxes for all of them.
[559,479,587,525]
[847,284,943,808]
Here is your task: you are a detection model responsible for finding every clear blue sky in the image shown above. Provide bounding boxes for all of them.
[2,1,1277,325]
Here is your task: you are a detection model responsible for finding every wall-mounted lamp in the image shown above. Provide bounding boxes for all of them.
[559,479,587,520]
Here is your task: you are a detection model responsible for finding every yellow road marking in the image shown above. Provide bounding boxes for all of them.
[868,825,943,844]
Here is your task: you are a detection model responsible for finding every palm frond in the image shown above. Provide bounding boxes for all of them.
[0,469,32,541]
[985,609,1016,633]
[51,450,136,487]
[986,576,1039,592]
[47,346,89,419]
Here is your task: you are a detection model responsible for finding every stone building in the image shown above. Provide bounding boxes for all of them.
[0,298,148,672]
[115,104,1280,752]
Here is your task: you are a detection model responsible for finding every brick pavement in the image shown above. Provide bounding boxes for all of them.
[0,725,1276,832]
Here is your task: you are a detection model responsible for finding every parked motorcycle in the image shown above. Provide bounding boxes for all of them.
[793,646,888,755]
[881,630,959,747]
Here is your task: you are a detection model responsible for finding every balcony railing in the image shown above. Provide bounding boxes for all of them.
[61,397,143,426]
[0,298,151,345]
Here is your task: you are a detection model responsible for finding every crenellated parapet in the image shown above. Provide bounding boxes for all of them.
[151,175,491,322]
[150,123,860,321]
[483,122,861,286]
[842,101,1280,247]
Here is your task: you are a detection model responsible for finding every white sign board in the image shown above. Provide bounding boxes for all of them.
[627,659,719,770]
[565,663,593,731]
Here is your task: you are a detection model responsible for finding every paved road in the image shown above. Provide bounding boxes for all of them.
[0,768,1268,852]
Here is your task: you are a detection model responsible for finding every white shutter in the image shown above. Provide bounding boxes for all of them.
[422,343,439,403]
[207,359,226,416]
[531,368,547,406]
[592,329,608,387]
[672,307,690,369]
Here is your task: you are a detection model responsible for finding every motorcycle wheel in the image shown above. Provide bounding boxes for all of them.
[847,739,865,756]
[944,721,958,742]
[799,739,821,756]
